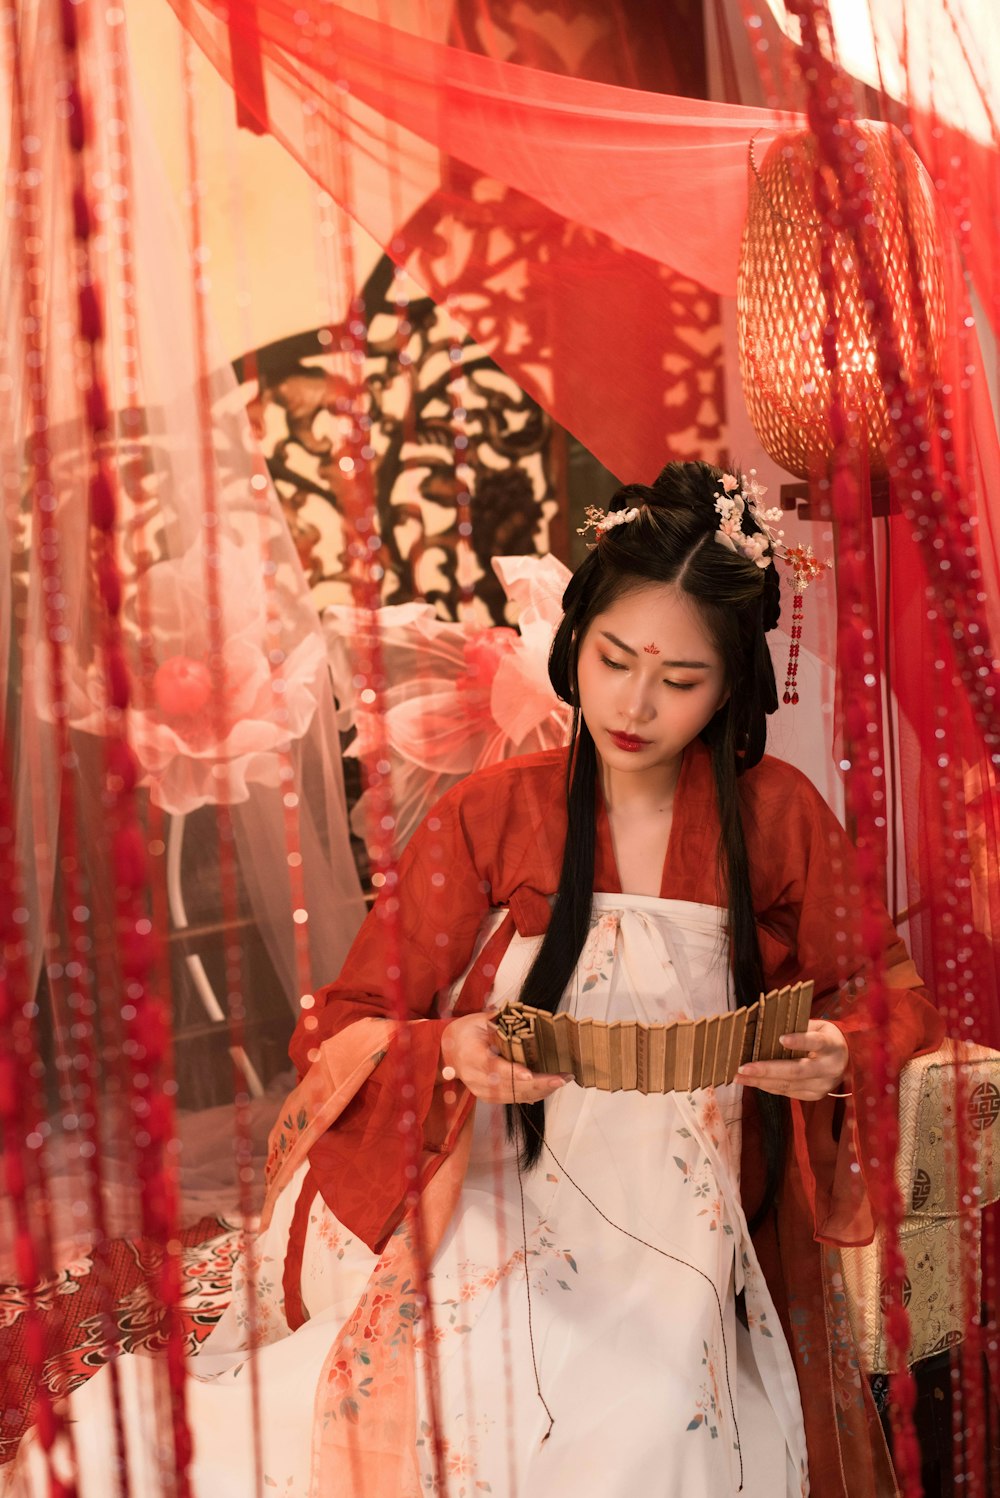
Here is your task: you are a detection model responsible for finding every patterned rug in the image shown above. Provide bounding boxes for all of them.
[0,1218,238,1468]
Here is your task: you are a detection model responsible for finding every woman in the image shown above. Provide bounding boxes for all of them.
[18,462,942,1497]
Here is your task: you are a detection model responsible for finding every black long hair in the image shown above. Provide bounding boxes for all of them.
[510,461,786,1226]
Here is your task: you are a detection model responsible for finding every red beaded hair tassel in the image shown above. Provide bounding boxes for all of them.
[783,587,804,704]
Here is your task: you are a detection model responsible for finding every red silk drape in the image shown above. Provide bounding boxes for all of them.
[167,0,793,480]
[166,0,1000,981]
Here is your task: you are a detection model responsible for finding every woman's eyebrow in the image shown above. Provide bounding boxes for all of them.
[600,630,637,655]
[599,631,711,669]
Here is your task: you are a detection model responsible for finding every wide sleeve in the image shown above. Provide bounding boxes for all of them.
[290,784,490,1069]
[752,769,945,1246]
[288,783,492,1249]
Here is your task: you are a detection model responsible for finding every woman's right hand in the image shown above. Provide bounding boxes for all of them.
[440,1012,570,1104]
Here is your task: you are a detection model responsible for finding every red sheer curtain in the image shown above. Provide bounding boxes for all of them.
[164,3,999,1489]
[3,0,998,1490]
[164,0,999,887]
[170,0,797,480]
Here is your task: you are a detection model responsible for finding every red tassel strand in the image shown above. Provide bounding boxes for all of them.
[306,100,451,1494]
[785,2,994,1492]
[0,772,70,1494]
[782,588,803,705]
[179,24,264,1492]
[4,5,126,1488]
[58,1,192,1492]
[445,299,477,621]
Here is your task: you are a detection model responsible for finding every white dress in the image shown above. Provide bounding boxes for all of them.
[11,897,809,1498]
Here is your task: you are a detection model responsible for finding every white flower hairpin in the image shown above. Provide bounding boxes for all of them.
[712,470,829,705]
[576,505,641,544]
[712,471,827,594]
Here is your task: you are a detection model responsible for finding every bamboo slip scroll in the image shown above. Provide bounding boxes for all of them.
[489,981,814,1093]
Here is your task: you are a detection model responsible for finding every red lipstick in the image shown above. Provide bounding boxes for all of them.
[609,731,650,752]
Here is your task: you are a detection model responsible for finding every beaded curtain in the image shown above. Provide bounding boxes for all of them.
[1,1,998,1496]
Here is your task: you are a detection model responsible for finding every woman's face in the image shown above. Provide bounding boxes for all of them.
[575,585,729,772]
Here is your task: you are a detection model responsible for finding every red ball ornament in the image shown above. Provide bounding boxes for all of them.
[153,656,213,717]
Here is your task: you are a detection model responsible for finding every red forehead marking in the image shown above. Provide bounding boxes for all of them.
[642,643,661,655]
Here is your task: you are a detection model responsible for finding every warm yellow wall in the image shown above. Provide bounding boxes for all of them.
[124,0,387,360]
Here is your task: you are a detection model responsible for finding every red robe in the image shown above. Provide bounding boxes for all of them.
[290,740,943,1496]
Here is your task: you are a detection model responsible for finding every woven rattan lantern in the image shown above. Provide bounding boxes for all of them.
[737,124,946,480]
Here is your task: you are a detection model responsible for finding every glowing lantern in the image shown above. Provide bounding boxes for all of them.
[737,124,946,480]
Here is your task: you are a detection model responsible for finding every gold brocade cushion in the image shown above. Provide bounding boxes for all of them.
[841,1038,999,1374]
[896,1039,1000,1215]
[841,1213,981,1374]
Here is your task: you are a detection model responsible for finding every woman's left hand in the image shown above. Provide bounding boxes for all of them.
[735,1019,849,1102]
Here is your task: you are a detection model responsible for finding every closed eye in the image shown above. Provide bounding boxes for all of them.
[601,653,700,690]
